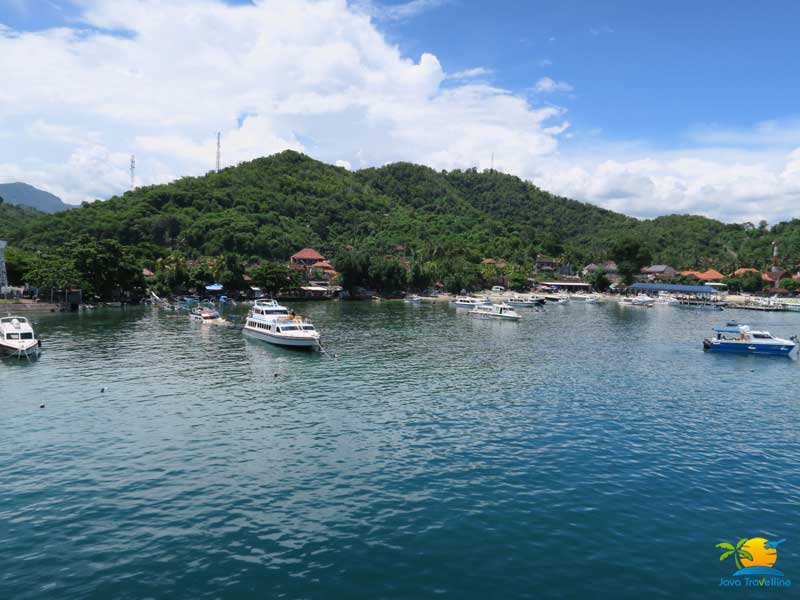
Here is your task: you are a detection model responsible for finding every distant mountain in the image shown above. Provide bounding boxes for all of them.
[0,182,70,213]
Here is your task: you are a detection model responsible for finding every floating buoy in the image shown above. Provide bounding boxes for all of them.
[39,403,45,409]
[273,373,279,378]
[101,387,106,393]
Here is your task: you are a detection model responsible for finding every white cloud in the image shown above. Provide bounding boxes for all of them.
[352,0,449,22]
[533,76,573,94]
[0,0,568,205]
[447,66,492,80]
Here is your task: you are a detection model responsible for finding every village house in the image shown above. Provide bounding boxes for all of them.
[582,261,620,281]
[640,264,677,280]
[680,269,725,281]
[289,248,339,285]
[535,254,557,273]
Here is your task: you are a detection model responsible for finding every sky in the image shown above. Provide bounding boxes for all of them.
[1,0,800,223]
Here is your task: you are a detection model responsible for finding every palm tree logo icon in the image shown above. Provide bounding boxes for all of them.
[716,537,786,576]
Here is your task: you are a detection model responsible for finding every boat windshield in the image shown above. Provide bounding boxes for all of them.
[6,333,20,340]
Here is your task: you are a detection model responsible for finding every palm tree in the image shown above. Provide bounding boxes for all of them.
[717,538,754,570]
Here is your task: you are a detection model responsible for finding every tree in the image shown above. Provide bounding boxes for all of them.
[779,277,798,292]
[506,263,530,291]
[24,254,83,293]
[611,238,652,285]
[716,539,753,572]
[587,268,610,292]
[250,262,299,295]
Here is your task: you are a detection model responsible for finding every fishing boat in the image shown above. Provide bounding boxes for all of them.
[189,307,224,324]
[404,294,423,304]
[0,316,41,358]
[243,299,320,348]
[452,296,491,308]
[506,295,544,308]
[703,324,797,356]
[468,303,521,321]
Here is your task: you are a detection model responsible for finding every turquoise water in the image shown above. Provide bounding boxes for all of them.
[2,301,799,599]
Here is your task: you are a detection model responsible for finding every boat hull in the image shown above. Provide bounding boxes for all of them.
[703,339,795,356]
[243,326,319,348]
[0,340,40,358]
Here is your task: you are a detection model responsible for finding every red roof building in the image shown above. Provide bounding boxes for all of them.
[291,248,324,262]
[681,269,724,281]
[311,261,333,269]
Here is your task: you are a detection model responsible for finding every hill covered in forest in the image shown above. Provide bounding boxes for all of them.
[0,182,70,213]
[3,150,800,295]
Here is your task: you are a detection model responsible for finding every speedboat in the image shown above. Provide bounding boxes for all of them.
[506,295,544,308]
[189,307,224,323]
[0,316,41,358]
[243,299,320,348]
[468,303,521,321]
[620,294,655,307]
[404,294,423,304]
[543,293,569,304]
[703,324,796,356]
[452,296,491,308]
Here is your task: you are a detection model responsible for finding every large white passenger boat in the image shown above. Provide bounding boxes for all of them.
[0,316,41,358]
[243,299,320,348]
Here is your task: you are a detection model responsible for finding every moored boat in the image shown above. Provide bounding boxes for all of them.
[620,294,655,307]
[452,296,491,308]
[243,299,320,348]
[468,303,521,321]
[0,316,41,358]
[703,324,797,356]
[404,294,423,304]
[506,295,544,307]
[189,307,223,323]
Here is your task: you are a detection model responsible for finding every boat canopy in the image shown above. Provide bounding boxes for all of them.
[205,283,223,291]
[630,282,719,294]
[714,327,746,333]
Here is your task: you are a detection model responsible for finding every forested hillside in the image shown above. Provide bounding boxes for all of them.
[3,150,800,296]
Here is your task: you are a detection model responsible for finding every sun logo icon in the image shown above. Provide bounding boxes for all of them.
[716,537,786,576]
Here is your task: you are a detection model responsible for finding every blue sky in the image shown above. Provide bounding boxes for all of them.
[1,0,800,222]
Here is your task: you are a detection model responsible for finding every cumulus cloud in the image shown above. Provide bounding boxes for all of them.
[533,147,800,224]
[0,0,567,204]
[533,76,574,94]
[447,66,493,80]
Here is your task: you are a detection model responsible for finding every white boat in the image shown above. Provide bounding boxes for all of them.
[452,296,491,308]
[703,324,797,356]
[0,316,41,358]
[404,294,423,304]
[656,293,680,305]
[243,299,320,348]
[189,307,223,323]
[506,295,544,308]
[620,294,655,307]
[468,303,521,321]
[572,292,602,304]
[543,293,570,304]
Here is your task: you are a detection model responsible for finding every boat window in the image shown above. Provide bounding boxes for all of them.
[276,327,282,333]
[21,332,33,339]
[302,325,315,331]
[282,325,299,331]
[752,333,772,339]
[7,333,20,340]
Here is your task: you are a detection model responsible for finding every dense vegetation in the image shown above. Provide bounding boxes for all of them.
[3,150,800,297]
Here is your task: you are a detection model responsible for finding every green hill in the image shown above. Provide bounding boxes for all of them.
[0,182,70,213]
[2,150,799,295]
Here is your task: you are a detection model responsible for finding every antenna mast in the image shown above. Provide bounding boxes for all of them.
[216,132,221,172]
[130,155,136,190]
[490,152,494,172]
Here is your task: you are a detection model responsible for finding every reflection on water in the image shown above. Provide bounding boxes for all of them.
[2,301,800,599]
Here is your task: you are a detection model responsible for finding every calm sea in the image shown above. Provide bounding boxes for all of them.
[2,301,799,599]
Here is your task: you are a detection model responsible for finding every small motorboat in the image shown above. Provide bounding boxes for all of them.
[620,294,655,307]
[703,323,797,356]
[189,307,224,324]
[506,295,545,307]
[0,316,41,358]
[468,303,521,321]
[452,296,491,308]
[404,294,423,304]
